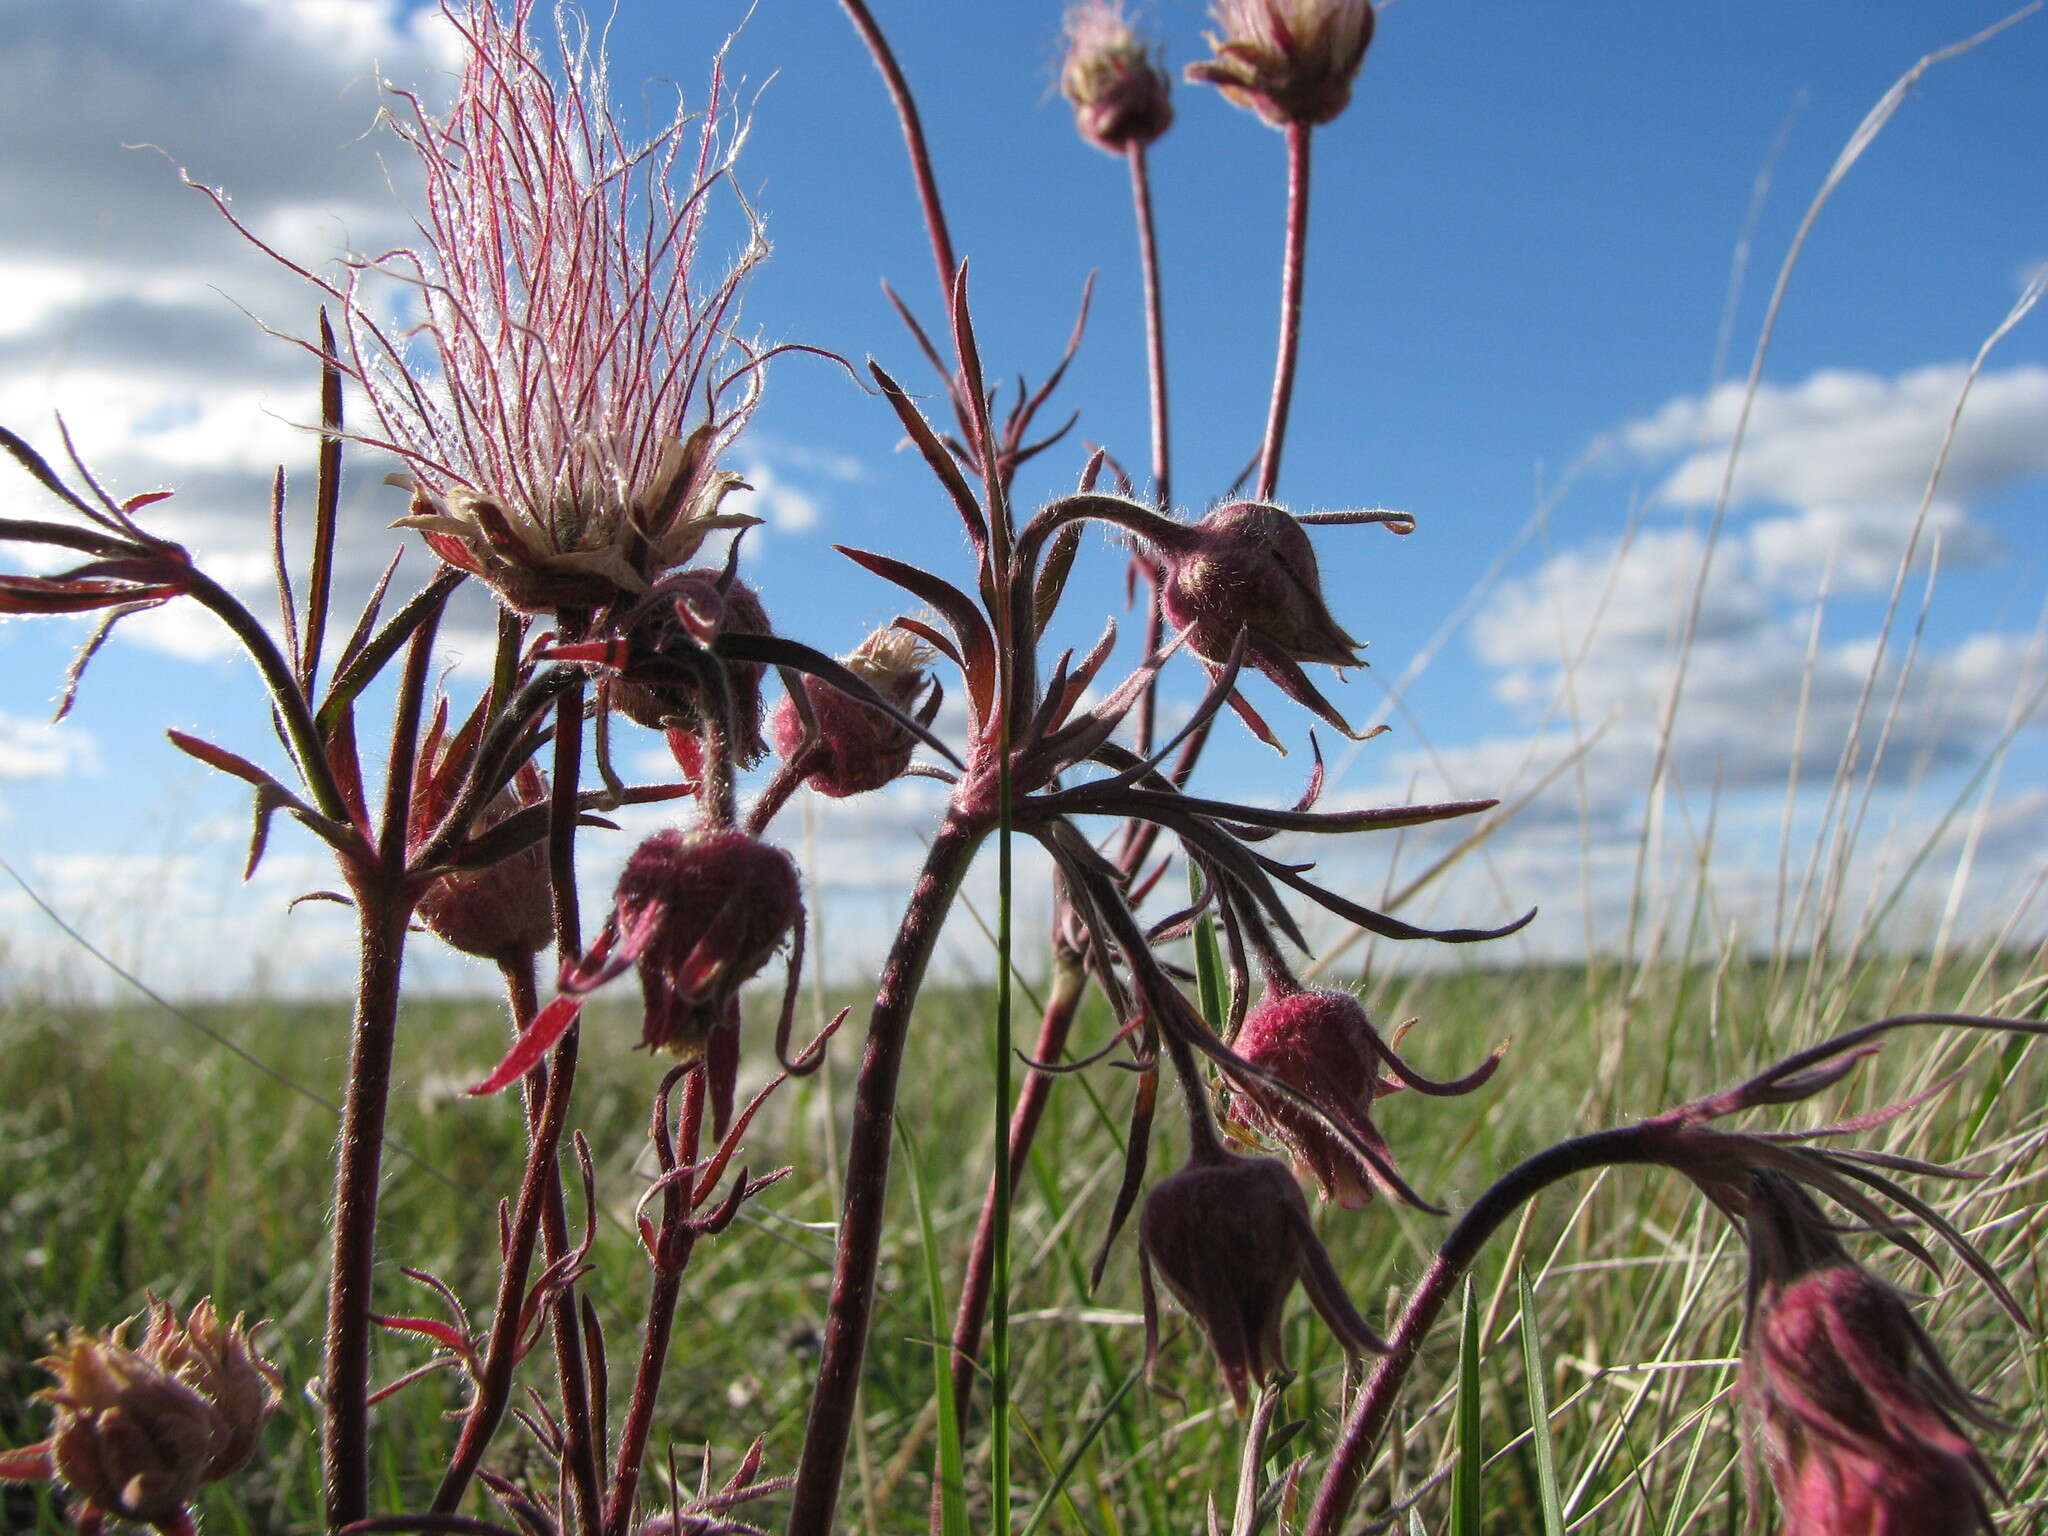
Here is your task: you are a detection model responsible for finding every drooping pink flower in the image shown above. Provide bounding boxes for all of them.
[1737,1174,2002,1536]
[1186,0,1376,128]
[1137,1151,1384,1410]
[218,1,766,612]
[771,628,935,797]
[1226,985,1500,1209]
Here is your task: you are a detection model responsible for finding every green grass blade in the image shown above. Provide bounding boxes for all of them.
[1018,1363,1143,1536]
[898,1119,969,1536]
[993,693,1016,1535]
[1190,862,1226,1030]
[1518,1268,1567,1536]
[1450,1275,1483,1536]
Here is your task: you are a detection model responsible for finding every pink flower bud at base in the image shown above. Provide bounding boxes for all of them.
[410,762,555,966]
[770,629,933,798]
[1160,502,1358,670]
[1061,2,1175,154]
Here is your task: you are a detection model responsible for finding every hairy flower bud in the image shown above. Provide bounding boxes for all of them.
[1060,2,1175,154]
[1154,500,1381,734]
[408,720,555,966]
[609,569,773,767]
[1137,1152,1384,1409]
[1227,985,1499,1209]
[30,1329,226,1529]
[138,1298,283,1483]
[770,630,933,797]
[1738,1174,2003,1536]
[614,827,803,1059]
[1186,0,1375,128]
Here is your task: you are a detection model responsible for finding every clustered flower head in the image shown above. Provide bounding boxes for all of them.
[771,628,936,797]
[1226,984,1501,1210]
[1137,1150,1384,1410]
[1060,1,1175,154]
[301,0,768,613]
[1737,1172,2003,1536]
[1186,0,1376,127]
[0,1298,281,1534]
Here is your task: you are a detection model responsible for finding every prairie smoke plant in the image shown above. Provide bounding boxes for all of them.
[1187,0,1377,128]
[0,1300,280,1536]
[1061,1,1175,154]
[1227,984,1503,1210]
[1138,1149,1385,1410]
[770,627,938,797]
[1738,1173,2003,1536]
[213,0,768,613]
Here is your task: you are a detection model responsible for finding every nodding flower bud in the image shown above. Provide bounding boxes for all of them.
[608,568,773,767]
[615,827,802,1059]
[1138,1152,1384,1410]
[138,1299,283,1483]
[1060,2,1175,154]
[771,630,934,798]
[3,1301,277,1534]
[1738,1173,2003,1536]
[1185,0,1375,128]
[409,732,555,966]
[1153,500,1381,734]
[1227,985,1500,1210]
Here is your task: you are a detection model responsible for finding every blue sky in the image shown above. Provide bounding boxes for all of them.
[1,0,2043,996]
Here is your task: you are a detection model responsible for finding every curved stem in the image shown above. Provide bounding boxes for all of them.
[1302,1125,1655,1535]
[838,0,958,303]
[787,811,989,1536]
[1126,144,1171,513]
[1257,123,1312,503]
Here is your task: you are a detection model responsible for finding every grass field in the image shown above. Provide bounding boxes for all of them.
[3,940,2042,1533]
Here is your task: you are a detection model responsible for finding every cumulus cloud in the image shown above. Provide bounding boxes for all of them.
[0,712,98,783]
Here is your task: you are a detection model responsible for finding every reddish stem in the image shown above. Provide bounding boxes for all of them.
[430,957,580,1515]
[1257,123,1312,503]
[321,601,441,1529]
[538,681,603,1536]
[1302,1126,1654,1535]
[787,811,989,1536]
[603,1072,705,1535]
[1127,143,1171,514]
[838,0,958,305]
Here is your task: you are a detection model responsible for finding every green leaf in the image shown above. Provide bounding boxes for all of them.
[1518,1268,1567,1536]
[898,1120,969,1536]
[1450,1275,1483,1536]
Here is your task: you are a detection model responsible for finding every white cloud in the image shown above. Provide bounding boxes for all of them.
[0,712,98,783]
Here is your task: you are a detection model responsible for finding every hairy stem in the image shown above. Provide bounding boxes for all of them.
[1257,123,1312,503]
[788,811,989,1536]
[1127,143,1172,512]
[430,958,579,1515]
[838,0,958,303]
[539,682,603,1536]
[322,887,412,1531]
[1302,1126,1654,1535]
[603,1071,704,1535]
[322,599,440,1529]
